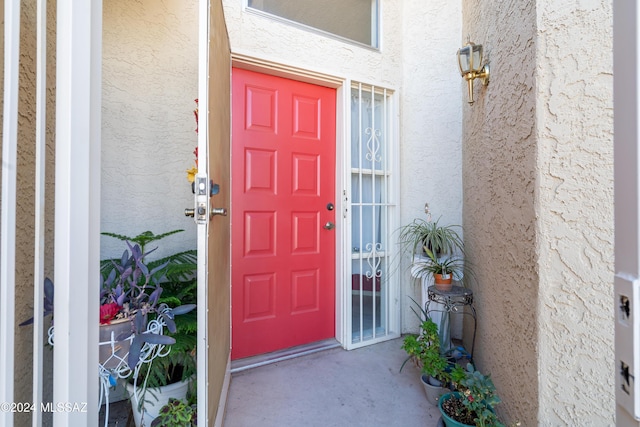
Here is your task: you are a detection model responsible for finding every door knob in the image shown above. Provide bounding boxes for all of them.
[323,221,335,230]
[185,208,195,217]
[211,207,227,217]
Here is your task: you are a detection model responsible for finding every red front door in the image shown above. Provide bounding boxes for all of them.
[231,68,336,360]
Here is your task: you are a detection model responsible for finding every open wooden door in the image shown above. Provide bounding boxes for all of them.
[196,0,231,425]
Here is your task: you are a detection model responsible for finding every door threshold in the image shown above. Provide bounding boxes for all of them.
[230,339,341,373]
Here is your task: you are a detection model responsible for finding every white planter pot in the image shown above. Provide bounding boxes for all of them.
[99,318,133,370]
[126,378,191,427]
[420,374,448,406]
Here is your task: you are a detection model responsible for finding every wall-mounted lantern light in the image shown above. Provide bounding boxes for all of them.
[457,38,490,104]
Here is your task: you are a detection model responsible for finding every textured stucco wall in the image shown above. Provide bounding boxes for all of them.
[221,0,463,335]
[462,0,614,425]
[462,2,539,424]
[536,1,614,424]
[102,0,199,260]
[399,1,462,333]
[404,0,462,334]
[222,0,403,87]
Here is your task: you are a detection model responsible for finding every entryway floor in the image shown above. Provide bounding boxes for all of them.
[223,337,443,427]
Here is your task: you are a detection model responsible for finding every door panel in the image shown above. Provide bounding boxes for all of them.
[232,68,336,360]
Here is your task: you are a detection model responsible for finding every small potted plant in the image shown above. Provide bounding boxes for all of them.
[439,364,504,427]
[417,248,468,291]
[151,397,197,427]
[400,298,460,405]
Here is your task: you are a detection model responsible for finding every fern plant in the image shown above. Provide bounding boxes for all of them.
[101,230,197,284]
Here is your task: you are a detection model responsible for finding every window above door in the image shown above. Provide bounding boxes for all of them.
[247,0,379,48]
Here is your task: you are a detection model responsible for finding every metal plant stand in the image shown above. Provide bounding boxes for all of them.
[425,284,477,361]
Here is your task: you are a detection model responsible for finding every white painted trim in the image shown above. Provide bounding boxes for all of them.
[53,0,101,423]
[0,0,20,424]
[32,0,47,425]
[197,0,210,424]
[335,83,347,348]
[88,0,102,418]
[614,0,640,425]
[232,52,344,88]
[214,357,231,427]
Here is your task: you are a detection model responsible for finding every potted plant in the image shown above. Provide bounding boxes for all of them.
[398,215,464,259]
[439,364,504,427]
[151,397,197,427]
[398,212,475,290]
[417,248,468,291]
[101,230,198,427]
[400,298,462,405]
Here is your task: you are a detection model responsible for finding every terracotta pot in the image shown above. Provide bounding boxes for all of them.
[434,273,453,291]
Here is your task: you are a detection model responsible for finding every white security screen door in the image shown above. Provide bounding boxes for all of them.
[348,82,398,347]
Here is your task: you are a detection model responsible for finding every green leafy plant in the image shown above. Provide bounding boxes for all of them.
[400,298,451,384]
[441,364,504,427]
[150,398,197,427]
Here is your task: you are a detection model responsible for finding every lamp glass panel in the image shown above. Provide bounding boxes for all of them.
[458,46,471,74]
[471,44,483,72]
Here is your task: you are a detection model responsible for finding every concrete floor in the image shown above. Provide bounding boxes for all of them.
[223,337,443,427]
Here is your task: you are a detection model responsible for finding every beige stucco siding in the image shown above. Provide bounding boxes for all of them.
[463,0,614,425]
[536,0,614,424]
[102,0,199,258]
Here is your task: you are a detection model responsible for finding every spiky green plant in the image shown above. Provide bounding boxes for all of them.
[398,217,464,257]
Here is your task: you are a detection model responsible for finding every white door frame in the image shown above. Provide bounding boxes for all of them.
[614,1,640,426]
[196,0,211,424]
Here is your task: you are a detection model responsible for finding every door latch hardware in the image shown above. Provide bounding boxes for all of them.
[211,207,227,217]
[323,221,335,230]
[184,208,195,217]
[193,176,209,224]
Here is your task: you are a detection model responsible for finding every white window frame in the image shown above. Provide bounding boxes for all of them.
[243,0,380,50]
